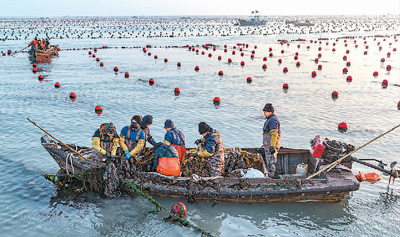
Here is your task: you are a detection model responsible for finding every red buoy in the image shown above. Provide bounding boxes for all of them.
[149,78,155,85]
[297,44,300,48]
[195,66,200,71]
[96,58,100,62]
[218,56,222,60]
[281,50,284,54]
[269,53,273,57]
[94,48,97,52]
[364,51,368,55]
[154,55,158,59]
[296,62,300,67]
[170,202,187,217]
[125,72,130,78]
[382,80,388,88]
[38,75,44,81]
[208,53,212,57]
[228,58,232,63]
[114,67,119,72]
[32,68,37,73]
[100,62,104,67]
[373,71,379,77]
[278,59,282,64]
[346,50,350,54]
[387,52,391,57]
[224,48,227,53]
[92,54,96,58]
[88,51,92,55]
[95,105,103,115]
[338,122,348,133]
[250,55,254,60]
[343,55,347,61]
[213,97,221,106]
[332,91,339,100]
[32,63,37,68]
[174,87,180,96]
[218,70,224,76]
[386,65,391,72]
[346,62,351,67]
[346,76,353,82]
[37,58,42,63]
[397,101,400,110]
[164,58,168,62]
[269,47,272,52]
[263,57,267,61]
[380,58,385,63]
[148,52,151,56]
[283,83,289,90]
[283,67,288,73]
[342,68,348,74]
[240,52,244,57]
[53,52,58,56]
[318,53,322,58]
[311,71,317,78]
[246,77,252,83]
[262,64,267,70]
[332,48,336,52]
[294,55,298,60]
[69,92,76,100]
[318,65,323,70]
[240,61,245,66]
[232,51,236,55]
[55,82,60,88]
[314,58,319,63]
[318,47,322,51]
[177,62,182,67]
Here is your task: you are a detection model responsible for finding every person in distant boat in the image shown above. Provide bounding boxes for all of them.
[194,122,224,177]
[262,103,281,178]
[92,122,119,161]
[141,115,157,146]
[119,115,146,160]
[163,119,186,162]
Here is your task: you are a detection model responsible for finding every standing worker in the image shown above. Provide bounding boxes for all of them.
[262,103,281,178]
[163,119,186,162]
[194,122,224,177]
[92,122,119,161]
[119,115,146,160]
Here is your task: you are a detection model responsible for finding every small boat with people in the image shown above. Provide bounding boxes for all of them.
[40,133,363,202]
[27,37,58,60]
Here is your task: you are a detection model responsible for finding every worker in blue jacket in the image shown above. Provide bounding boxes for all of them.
[119,115,146,160]
[194,122,224,177]
[262,103,281,178]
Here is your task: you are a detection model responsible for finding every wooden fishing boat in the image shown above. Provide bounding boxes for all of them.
[41,135,360,202]
[28,45,58,59]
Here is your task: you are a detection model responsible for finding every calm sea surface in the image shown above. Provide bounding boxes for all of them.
[0,16,399,236]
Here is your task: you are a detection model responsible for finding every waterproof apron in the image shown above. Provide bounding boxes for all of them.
[207,134,225,177]
[263,125,281,178]
[126,127,142,153]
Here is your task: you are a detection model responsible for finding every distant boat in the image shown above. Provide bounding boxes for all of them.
[236,10,266,26]
[286,20,315,27]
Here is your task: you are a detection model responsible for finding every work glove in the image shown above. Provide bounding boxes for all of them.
[105,152,111,158]
[269,146,276,154]
[124,150,131,160]
[194,139,202,146]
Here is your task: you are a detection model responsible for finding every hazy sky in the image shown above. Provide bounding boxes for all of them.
[4,0,400,16]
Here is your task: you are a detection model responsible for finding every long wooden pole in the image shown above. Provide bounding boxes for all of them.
[27,118,87,160]
[307,123,400,179]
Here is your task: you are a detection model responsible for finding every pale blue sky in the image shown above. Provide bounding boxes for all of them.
[3,0,400,16]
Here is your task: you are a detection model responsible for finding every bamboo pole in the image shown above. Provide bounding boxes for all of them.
[27,118,87,160]
[307,123,400,179]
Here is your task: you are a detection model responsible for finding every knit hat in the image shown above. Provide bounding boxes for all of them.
[131,115,142,125]
[104,123,116,134]
[141,115,153,129]
[198,122,211,134]
[164,119,174,129]
[263,103,274,113]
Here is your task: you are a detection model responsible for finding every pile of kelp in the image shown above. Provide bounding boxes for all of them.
[44,147,266,198]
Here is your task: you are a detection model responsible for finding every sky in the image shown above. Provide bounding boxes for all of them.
[3,0,400,17]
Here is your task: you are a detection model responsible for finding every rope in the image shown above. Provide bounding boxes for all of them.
[65,153,75,175]
[307,123,400,179]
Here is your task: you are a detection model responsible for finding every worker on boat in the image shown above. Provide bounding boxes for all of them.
[194,122,224,177]
[119,115,146,160]
[29,37,39,50]
[163,119,186,162]
[262,103,281,178]
[141,115,157,146]
[153,142,181,176]
[92,122,119,161]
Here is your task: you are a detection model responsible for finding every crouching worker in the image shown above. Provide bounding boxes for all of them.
[153,143,181,177]
[163,119,186,162]
[119,115,146,160]
[92,123,119,161]
[194,122,224,177]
